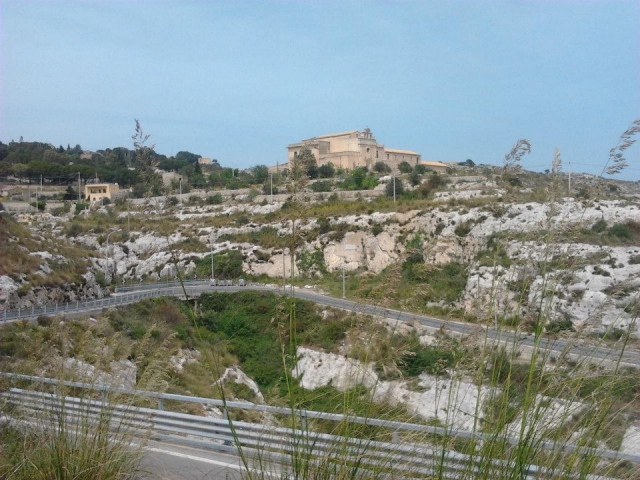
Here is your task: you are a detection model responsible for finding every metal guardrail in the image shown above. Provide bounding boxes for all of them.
[0,285,205,323]
[2,385,621,480]
[0,280,255,323]
[1,373,638,476]
[114,279,209,293]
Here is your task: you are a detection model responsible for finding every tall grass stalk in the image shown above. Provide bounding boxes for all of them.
[229,134,639,480]
[0,378,143,480]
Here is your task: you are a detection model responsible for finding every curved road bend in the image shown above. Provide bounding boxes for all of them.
[183,285,640,369]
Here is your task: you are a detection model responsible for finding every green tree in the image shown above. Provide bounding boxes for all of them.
[398,161,413,173]
[409,170,422,186]
[373,161,391,174]
[317,162,336,178]
[252,164,269,184]
[385,176,404,197]
[292,147,317,179]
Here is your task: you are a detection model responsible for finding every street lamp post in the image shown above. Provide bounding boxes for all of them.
[270,173,273,204]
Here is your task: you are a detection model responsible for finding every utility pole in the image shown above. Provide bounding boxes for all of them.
[270,173,273,204]
[210,233,215,280]
[78,172,81,203]
[568,161,572,196]
[282,248,287,289]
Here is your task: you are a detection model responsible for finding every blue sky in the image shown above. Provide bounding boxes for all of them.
[1,0,639,179]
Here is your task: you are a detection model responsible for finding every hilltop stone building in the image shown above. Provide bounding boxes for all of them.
[286,129,421,171]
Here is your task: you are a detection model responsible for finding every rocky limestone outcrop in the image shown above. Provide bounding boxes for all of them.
[2,271,108,311]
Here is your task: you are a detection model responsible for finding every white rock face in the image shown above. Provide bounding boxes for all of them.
[293,346,490,431]
[324,231,400,274]
[621,423,640,456]
[0,275,19,300]
[294,347,378,391]
[60,357,136,390]
[169,348,201,373]
[217,365,265,403]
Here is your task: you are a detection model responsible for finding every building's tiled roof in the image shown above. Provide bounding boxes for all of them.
[314,130,359,139]
[419,161,448,167]
[386,148,420,155]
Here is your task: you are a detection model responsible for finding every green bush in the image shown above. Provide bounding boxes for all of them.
[199,292,324,388]
[310,180,333,192]
[454,220,473,237]
[75,202,89,214]
[206,193,223,205]
[340,167,378,190]
[385,177,404,197]
[373,161,391,174]
[608,223,632,241]
[545,318,574,334]
[399,341,457,376]
[193,249,244,279]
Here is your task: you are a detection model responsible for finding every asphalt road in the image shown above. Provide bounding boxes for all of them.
[137,443,241,480]
[193,284,640,369]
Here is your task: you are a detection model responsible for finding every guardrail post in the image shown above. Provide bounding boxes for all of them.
[66,302,68,311]
[301,412,307,431]
[18,307,20,316]
[31,306,34,315]
[55,303,58,313]
[44,305,46,314]
[76,300,79,310]
[392,431,399,443]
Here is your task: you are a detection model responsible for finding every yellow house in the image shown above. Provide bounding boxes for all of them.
[286,128,421,171]
[84,183,120,203]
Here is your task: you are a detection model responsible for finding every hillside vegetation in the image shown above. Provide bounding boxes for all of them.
[2,126,640,478]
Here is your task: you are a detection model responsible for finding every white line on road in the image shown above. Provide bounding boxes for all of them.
[144,446,243,471]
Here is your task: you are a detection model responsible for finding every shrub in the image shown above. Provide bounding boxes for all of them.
[385,177,404,197]
[317,162,336,178]
[591,218,608,233]
[36,315,53,327]
[398,161,413,173]
[74,202,89,214]
[454,220,473,237]
[206,193,223,205]
[545,318,574,334]
[66,222,83,237]
[608,222,632,241]
[373,161,391,174]
[399,340,457,376]
[310,180,333,192]
[30,199,46,211]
